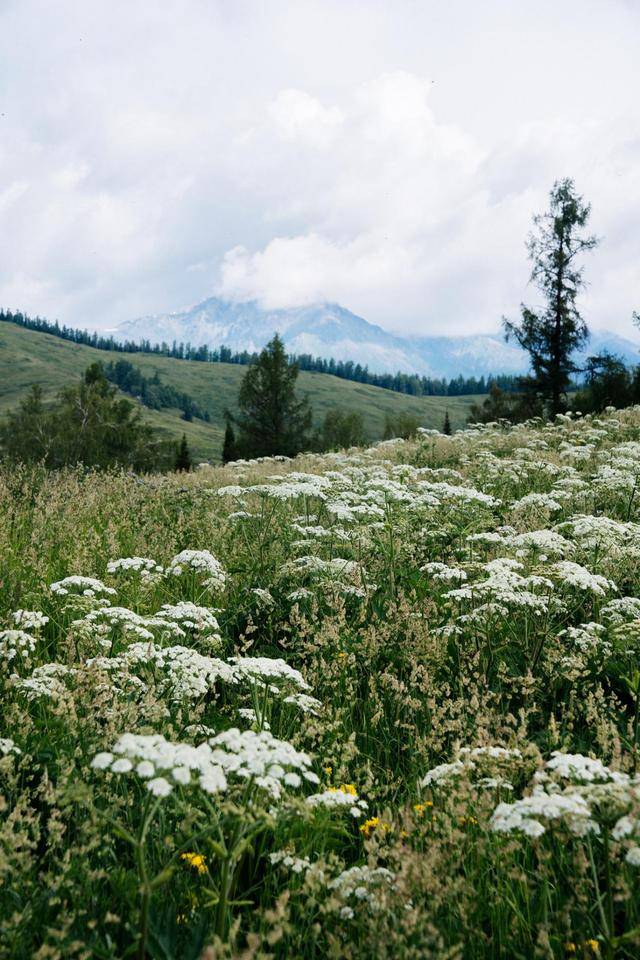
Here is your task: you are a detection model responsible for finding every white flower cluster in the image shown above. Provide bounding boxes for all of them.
[491,791,596,838]
[155,602,221,635]
[510,492,562,514]
[491,752,637,840]
[306,787,368,818]
[551,561,616,597]
[506,529,574,558]
[12,662,74,700]
[445,559,553,613]
[229,656,310,692]
[0,737,21,757]
[89,642,237,700]
[92,727,318,801]
[283,692,323,716]
[534,751,630,786]
[0,629,37,664]
[107,557,163,579]
[421,562,468,583]
[421,745,523,789]
[328,865,397,917]
[269,850,325,879]
[50,576,117,598]
[12,610,49,630]
[165,550,226,590]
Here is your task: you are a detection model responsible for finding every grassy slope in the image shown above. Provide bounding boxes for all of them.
[0,322,481,461]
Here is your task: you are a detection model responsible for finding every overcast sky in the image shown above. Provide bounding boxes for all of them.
[1,0,639,337]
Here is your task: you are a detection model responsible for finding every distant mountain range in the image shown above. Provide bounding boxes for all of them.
[112,298,640,380]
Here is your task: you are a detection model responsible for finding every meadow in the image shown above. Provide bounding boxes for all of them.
[0,322,479,461]
[4,409,640,958]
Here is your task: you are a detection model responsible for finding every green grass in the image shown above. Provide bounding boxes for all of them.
[0,321,481,461]
[4,411,640,957]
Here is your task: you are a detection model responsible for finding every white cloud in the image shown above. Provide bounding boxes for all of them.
[0,0,639,337]
[268,90,343,147]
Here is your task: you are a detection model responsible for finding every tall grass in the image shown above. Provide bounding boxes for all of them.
[3,410,640,957]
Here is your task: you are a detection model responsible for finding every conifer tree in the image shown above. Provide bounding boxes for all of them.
[504,178,598,415]
[221,420,238,464]
[174,433,192,471]
[443,410,452,435]
[234,334,312,458]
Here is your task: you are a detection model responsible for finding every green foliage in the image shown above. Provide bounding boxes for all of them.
[468,382,543,423]
[5,410,640,956]
[0,362,173,470]
[318,407,366,450]
[221,420,238,464]
[174,434,193,472]
[572,353,636,414]
[0,320,482,461]
[104,358,210,421]
[504,178,599,414]
[382,410,420,439]
[0,307,520,399]
[234,335,313,458]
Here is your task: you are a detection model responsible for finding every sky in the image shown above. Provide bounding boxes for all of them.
[1,0,639,338]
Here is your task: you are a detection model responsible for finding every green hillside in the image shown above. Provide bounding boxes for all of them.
[0,321,480,461]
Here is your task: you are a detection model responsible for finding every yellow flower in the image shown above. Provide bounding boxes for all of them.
[564,943,576,954]
[327,783,357,796]
[337,651,347,660]
[324,765,333,775]
[360,816,379,837]
[359,816,391,838]
[458,815,478,827]
[413,801,433,816]
[585,941,599,954]
[340,783,357,795]
[181,851,207,874]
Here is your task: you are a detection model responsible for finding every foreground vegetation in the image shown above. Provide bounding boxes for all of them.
[4,408,640,957]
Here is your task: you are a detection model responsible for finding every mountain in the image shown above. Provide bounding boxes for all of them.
[112,298,640,380]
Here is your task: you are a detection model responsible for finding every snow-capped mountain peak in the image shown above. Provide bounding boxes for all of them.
[112,298,640,380]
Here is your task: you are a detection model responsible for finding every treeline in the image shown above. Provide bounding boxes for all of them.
[0,308,519,397]
[103,359,210,422]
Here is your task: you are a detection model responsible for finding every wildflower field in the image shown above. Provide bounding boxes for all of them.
[5,411,640,959]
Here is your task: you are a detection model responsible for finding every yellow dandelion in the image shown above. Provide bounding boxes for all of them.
[360,816,379,837]
[585,941,599,954]
[324,765,333,775]
[339,783,357,795]
[181,851,207,875]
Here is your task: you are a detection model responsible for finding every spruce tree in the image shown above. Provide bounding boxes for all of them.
[174,433,192,472]
[442,410,451,435]
[504,178,598,415]
[222,420,238,464]
[234,334,312,458]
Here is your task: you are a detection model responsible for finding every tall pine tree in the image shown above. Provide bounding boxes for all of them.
[234,335,312,458]
[221,419,238,464]
[174,433,192,471]
[504,178,598,415]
